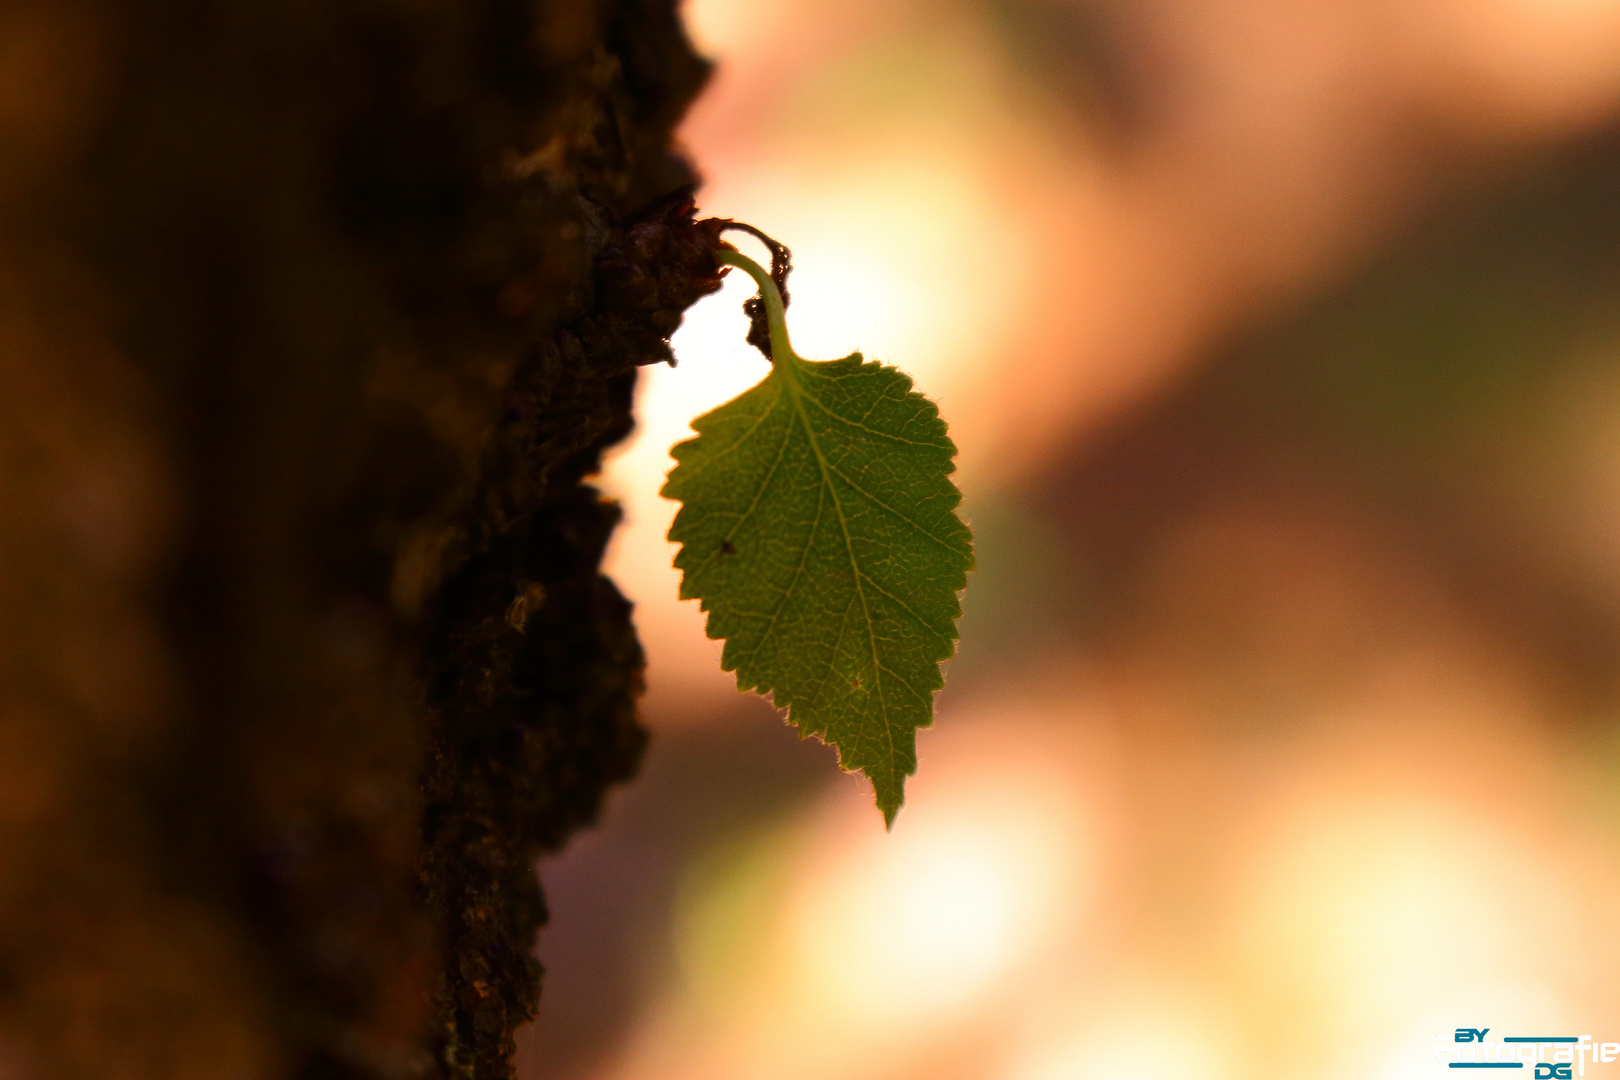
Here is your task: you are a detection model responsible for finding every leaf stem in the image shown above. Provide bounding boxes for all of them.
[718,247,796,367]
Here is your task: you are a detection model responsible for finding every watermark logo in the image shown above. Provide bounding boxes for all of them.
[1437,1030,1620,1074]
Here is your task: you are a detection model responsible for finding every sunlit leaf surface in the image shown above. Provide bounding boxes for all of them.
[663,345,973,824]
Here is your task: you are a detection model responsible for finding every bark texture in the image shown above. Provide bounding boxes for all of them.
[0,1,721,1077]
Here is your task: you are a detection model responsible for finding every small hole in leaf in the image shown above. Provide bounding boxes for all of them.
[720,540,736,555]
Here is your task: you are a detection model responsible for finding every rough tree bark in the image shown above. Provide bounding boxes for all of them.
[0,1,722,1077]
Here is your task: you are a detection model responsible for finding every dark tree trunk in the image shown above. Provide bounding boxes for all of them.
[0,2,721,1077]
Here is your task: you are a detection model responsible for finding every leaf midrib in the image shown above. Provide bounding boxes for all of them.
[777,357,898,786]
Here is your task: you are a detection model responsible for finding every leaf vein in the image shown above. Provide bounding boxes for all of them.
[665,382,779,485]
[821,457,963,553]
[801,390,950,449]
[735,483,824,673]
[686,393,796,578]
[781,363,901,791]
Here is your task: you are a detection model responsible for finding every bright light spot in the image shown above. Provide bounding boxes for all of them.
[1231,792,1580,1035]
[683,0,784,58]
[1003,986,1233,1080]
[779,246,904,364]
[748,153,1030,407]
[586,710,1105,1080]
[794,821,1024,1018]
[779,725,1095,1038]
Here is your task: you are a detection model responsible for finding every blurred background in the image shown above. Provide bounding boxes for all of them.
[519,0,1620,1077]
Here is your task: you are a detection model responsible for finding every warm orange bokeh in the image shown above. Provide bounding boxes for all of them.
[523,1,1620,1079]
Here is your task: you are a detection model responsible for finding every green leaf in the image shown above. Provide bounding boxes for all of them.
[661,249,973,825]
